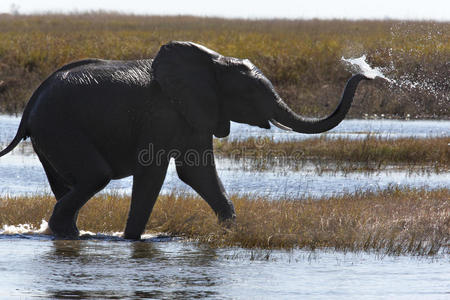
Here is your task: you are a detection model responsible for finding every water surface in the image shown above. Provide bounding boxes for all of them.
[0,115,448,197]
[0,235,448,299]
[230,118,449,141]
[1,116,449,299]
[1,115,449,142]
[1,151,449,198]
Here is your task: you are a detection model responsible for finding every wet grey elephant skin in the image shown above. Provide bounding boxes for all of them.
[0,41,371,239]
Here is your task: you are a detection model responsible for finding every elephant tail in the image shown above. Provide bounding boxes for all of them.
[0,87,37,158]
[0,115,27,158]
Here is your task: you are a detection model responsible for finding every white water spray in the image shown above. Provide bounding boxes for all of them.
[341,55,392,82]
[0,220,158,240]
[1,220,50,235]
[342,53,448,109]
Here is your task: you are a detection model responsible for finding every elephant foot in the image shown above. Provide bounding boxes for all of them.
[218,211,236,228]
[48,214,80,239]
[123,227,143,240]
[123,233,142,240]
[217,204,236,221]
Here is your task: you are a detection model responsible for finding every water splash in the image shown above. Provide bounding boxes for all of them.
[342,48,449,116]
[341,55,392,82]
[384,47,448,104]
[1,219,50,235]
[0,220,170,241]
[384,22,449,115]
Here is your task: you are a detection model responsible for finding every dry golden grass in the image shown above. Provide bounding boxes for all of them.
[214,136,450,171]
[0,14,448,118]
[1,187,448,255]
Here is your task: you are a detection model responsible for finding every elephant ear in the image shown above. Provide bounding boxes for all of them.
[152,41,230,137]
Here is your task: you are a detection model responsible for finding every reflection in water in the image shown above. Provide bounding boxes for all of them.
[0,237,449,298]
[37,239,220,299]
[131,241,161,260]
[51,240,83,258]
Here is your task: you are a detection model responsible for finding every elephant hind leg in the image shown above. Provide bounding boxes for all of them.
[49,177,110,238]
[35,132,113,238]
[34,150,69,200]
[48,162,112,238]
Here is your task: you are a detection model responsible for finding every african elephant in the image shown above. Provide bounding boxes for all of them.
[0,41,370,239]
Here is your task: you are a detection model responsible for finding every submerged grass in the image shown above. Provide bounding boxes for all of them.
[214,136,450,172]
[0,14,449,118]
[1,187,448,256]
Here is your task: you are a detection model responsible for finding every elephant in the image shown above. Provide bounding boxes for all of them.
[0,41,370,239]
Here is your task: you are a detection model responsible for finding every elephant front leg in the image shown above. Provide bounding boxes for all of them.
[175,158,236,222]
[124,162,169,240]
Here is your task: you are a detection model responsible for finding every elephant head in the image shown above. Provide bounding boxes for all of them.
[152,41,370,138]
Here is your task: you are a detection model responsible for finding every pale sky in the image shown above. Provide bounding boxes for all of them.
[1,0,449,21]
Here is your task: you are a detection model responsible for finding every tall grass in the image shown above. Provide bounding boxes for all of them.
[0,14,448,118]
[0,187,448,255]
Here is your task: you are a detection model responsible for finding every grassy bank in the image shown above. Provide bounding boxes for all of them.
[0,14,449,118]
[1,187,448,255]
[214,136,449,171]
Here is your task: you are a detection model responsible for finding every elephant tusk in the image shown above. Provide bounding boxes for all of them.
[270,119,292,131]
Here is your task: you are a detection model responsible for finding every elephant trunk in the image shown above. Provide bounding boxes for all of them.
[272,74,369,134]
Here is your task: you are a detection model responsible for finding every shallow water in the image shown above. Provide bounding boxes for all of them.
[1,116,449,298]
[0,234,448,299]
[1,115,449,142]
[0,115,449,197]
[229,119,450,141]
[1,151,449,198]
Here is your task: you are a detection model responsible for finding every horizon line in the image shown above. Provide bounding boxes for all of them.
[1,11,449,23]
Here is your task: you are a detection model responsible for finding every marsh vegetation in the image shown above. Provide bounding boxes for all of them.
[214,136,449,172]
[2,135,448,173]
[0,14,448,118]
[1,187,448,256]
